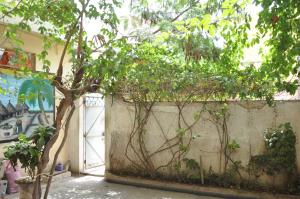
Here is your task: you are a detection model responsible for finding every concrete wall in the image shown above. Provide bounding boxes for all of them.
[105,97,300,184]
[0,23,79,172]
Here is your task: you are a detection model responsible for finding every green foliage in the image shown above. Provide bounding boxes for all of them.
[207,103,229,121]
[206,166,239,188]
[0,0,123,92]
[181,158,201,180]
[183,158,200,170]
[176,128,186,137]
[4,134,39,180]
[193,111,201,120]
[114,0,300,103]
[249,123,296,176]
[254,0,300,95]
[4,126,55,179]
[30,126,55,151]
[3,0,295,103]
[109,0,279,103]
[227,139,240,154]
[179,144,188,153]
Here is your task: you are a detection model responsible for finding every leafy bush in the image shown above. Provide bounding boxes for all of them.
[249,123,296,176]
[4,134,39,179]
[4,126,55,180]
[30,126,55,150]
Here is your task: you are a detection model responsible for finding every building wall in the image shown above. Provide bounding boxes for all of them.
[0,23,79,172]
[105,96,300,185]
[65,97,84,173]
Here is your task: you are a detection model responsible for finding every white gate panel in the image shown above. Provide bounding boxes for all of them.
[83,95,105,170]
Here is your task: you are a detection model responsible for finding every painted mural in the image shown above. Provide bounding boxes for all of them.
[0,68,54,142]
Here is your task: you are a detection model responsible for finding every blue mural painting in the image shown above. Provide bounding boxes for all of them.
[0,70,54,142]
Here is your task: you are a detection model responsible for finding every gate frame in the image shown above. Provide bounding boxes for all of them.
[66,93,105,174]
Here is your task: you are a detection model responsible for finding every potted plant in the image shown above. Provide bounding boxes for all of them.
[4,126,55,199]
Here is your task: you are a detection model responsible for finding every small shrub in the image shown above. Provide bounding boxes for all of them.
[4,126,55,180]
[249,122,296,176]
[4,134,39,179]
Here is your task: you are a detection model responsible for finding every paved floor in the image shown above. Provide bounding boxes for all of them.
[7,176,222,199]
[82,165,105,176]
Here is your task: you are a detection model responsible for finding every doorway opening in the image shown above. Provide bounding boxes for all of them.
[81,94,105,176]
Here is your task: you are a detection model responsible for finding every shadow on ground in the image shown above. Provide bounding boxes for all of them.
[7,176,221,199]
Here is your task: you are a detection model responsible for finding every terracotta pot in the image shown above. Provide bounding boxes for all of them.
[15,177,34,199]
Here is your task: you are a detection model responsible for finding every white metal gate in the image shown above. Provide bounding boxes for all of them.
[83,94,105,170]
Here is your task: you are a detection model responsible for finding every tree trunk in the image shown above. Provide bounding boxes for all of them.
[32,97,72,199]
[43,105,75,199]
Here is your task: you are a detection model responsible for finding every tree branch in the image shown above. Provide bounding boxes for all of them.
[152,0,201,34]
[0,0,23,21]
[55,25,77,84]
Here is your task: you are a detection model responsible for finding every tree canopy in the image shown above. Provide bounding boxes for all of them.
[255,0,300,95]
[0,0,298,103]
[110,0,299,103]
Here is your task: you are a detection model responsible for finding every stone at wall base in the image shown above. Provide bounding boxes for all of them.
[105,172,299,199]
[42,171,71,183]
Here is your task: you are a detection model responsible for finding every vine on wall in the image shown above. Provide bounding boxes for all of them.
[110,93,300,194]
[120,89,243,183]
[124,93,210,177]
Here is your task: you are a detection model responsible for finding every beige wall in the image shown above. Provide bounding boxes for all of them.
[65,97,84,173]
[0,23,72,73]
[0,24,79,172]
[105,97,300,185]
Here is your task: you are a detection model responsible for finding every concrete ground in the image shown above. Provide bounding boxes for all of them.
[6,176,222,199]
[82,165,105,176]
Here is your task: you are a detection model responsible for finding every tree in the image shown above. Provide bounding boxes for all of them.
[0,0,126,198]
[114,0,270,101]
[254,0,300,95]
[127,0,300,102]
